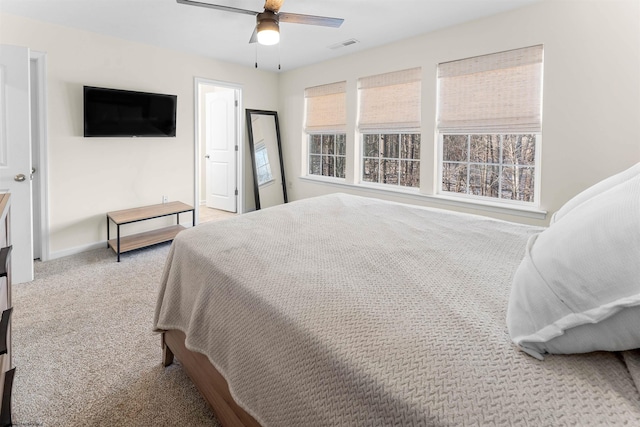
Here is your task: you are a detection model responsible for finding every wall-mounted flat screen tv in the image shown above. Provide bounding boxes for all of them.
[83,86,177,137]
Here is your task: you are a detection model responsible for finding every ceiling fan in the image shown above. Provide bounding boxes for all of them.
[177,0,344,46]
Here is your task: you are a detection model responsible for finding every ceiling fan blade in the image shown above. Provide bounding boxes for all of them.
[278,12,344,28]
[264,0,285,13]
[249,27,258,44]
[176,0,258,17]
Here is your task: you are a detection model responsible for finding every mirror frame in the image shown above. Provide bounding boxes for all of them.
[245,109,288,210]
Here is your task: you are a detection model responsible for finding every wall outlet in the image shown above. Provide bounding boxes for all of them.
[162,195,168,203]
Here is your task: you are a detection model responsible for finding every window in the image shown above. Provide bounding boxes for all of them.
[442,134,536,202]
[362,133,420,187]
[437,45,543,204]
[358,68,421,188]
[309,133,346,178]
[254,144,273,186]
[305,82,346,179]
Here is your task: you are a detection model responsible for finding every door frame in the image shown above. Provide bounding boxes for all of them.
[193,77,244,223]
[31,50,50,261]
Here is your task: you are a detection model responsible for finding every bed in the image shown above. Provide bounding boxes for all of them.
[153,192,640,426]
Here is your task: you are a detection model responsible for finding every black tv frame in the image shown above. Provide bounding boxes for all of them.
[83,86,177,138]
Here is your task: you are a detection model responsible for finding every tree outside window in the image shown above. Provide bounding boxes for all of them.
[362,133,420,187]
[309,133,346,178]
[442,134,536,202]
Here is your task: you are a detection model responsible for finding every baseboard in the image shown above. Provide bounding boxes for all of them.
[49,241,108,260]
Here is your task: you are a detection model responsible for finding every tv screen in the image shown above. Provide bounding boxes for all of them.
[83,86,177,137]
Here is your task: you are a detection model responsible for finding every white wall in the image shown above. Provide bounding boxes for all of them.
[278,0,640,226]
[0,13,278,257]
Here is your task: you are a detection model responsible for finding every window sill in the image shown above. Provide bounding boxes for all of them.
[299,175,547,221]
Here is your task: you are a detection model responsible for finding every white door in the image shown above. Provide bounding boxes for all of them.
[205,90,237,212]
[0,45,34,284]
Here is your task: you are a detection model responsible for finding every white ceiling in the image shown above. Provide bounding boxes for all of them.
[0,0,540,71]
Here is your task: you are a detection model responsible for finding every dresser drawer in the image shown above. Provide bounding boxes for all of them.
[0,279,6,314]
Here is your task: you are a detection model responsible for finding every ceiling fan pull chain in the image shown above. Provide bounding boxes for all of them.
[278,43,281,70]
[255,44,258,69]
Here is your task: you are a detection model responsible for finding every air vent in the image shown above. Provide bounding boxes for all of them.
[328,39,359,50]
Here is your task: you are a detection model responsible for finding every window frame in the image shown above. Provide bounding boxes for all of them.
[356,67,422,191]
[435,46,543,207]
[359,131,421,189]
[303,81,347,181]
[437,132,541,206]
[307,132,347,179]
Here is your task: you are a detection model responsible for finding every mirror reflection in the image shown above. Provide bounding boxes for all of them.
[246,109,287,210]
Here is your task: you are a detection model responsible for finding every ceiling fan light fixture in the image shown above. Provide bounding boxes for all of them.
[256,11,280,45]
[257,28,279,45]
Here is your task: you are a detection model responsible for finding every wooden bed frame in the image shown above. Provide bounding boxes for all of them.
[161,329,261,427]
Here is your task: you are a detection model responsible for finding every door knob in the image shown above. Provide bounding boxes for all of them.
[205,155,210,159]
[14,174,26,182]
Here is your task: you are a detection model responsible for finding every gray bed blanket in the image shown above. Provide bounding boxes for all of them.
[154,193,640,426]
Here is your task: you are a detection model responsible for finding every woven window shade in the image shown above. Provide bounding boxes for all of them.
[437,45,543,133]
[304,81,346,132]
[358,67,422,132]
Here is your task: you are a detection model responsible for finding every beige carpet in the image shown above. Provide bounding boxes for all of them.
[12,243,221,426]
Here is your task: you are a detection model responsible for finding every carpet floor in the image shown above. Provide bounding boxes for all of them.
[11,243,221,426]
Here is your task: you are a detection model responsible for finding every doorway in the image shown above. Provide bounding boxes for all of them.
[194,78,243,223]
[30,51,49,262]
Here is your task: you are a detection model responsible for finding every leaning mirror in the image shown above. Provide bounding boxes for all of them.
[246,109,288,210]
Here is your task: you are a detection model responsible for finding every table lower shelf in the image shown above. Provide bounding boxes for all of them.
[107,225,185,254]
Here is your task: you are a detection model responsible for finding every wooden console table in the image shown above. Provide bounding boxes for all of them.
[107,201,194,262]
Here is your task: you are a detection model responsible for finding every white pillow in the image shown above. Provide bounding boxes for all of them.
[551,162,640,224]
[507,174,640,360]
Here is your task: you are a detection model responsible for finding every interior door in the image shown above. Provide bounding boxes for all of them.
[205,90,237,212]
[0,45,34,284]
